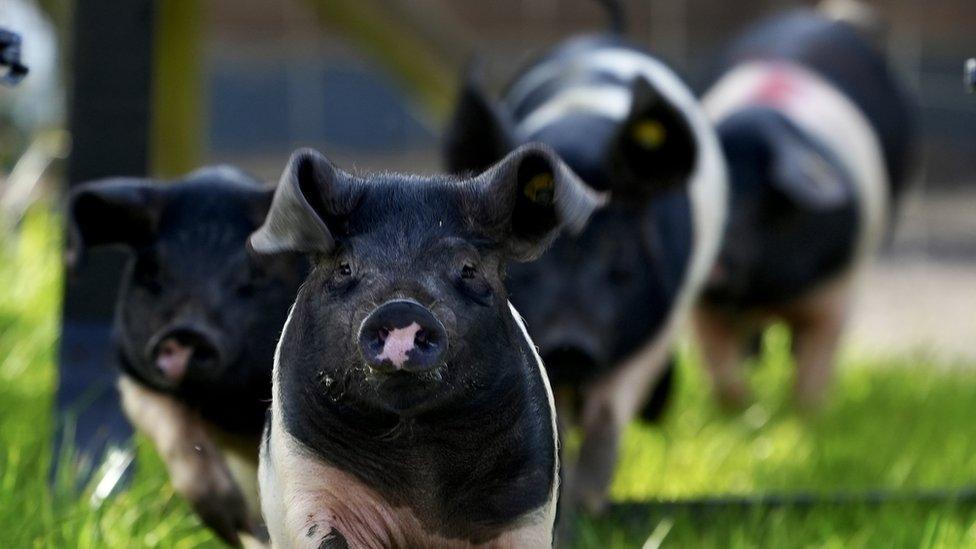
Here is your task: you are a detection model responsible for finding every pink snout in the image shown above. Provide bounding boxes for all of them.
[359,300,447,374]
[148,327,222,383]
[155,339,192,382]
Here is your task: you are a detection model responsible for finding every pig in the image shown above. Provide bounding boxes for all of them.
[697,6,917,410]
[442,27,727,513]
[66,167,307,545]
[250,143,604,548]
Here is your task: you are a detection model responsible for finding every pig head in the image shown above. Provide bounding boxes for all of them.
[67,168,306,434]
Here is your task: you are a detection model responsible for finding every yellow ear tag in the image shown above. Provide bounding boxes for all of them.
[632,119,667,150]
[523,173,555,205]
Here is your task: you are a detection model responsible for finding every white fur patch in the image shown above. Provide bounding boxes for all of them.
[704,61,889,264]
[515,85,630,137]
[259,304,295,546]
[507,301,561,532]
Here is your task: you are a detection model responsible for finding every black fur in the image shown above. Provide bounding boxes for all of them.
[704,107,859,311]
[318,528,348,549]
[507,193,691,393]
[715,9,917,197]
[276,179,556,539]
[703,10,916,311]
[253,146,602,542]
[68,169,306,436]
[445,36,699,416]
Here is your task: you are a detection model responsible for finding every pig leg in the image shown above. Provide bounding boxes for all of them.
[693,305,750,410]
[571,331,674,513]
[571,400,619,514]
[788,279,851,411]
[552,387,579,545]
[210,431,269,546]
[118,375,254,546]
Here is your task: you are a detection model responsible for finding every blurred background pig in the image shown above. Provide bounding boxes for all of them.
[66,167,306,545]
[252,145,602,548]
[698,1,918,410]
[443,0,727,515]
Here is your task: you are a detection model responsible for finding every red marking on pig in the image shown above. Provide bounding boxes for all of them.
[375,322,421,369]
[156,339,191,382]
[752,65,800,107]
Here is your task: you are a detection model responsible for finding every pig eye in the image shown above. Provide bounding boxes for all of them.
[456,261,491,305]
[324,259,358,294]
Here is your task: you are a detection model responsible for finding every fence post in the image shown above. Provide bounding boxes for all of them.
[58,0,155,468]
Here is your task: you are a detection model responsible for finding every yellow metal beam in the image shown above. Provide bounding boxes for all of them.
[150,0,203,177]
[306,0,457,121]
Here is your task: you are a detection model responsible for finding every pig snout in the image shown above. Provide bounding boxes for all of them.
[358,300,448,375]
[147,326,223,383]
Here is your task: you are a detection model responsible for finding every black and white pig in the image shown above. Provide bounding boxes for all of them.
[443,29,727,511]
[697,6,916,409]
[67,168,307,545]
[250,144,603,548]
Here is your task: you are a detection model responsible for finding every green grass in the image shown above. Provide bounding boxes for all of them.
[3,206,976,548]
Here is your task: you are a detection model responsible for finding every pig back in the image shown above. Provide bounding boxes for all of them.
[715,9,916,197]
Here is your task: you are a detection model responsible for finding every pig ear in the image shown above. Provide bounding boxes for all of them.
[249,148,362,256]
[66,179,165,270]
[443,60,515,175]
[607,75,698,199]
[470,143,608,261]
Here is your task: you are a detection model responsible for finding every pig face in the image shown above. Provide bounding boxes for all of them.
[505,200,690,387]
[251,144,603,417]
[704,107,859,309]
[67,169,306,418]
[251,144,603,539]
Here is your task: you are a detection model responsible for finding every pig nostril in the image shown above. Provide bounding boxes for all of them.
[151,328,221,370]
[158,341,178,358]
[359,300,448,374]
